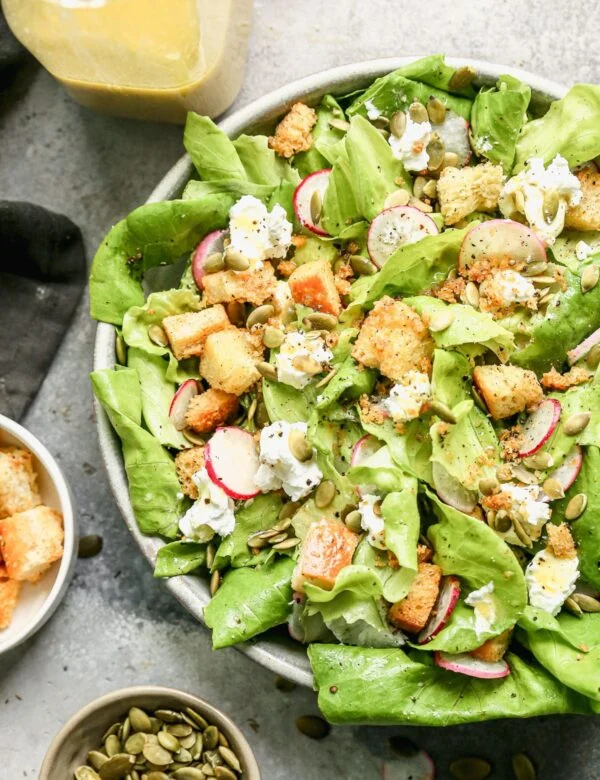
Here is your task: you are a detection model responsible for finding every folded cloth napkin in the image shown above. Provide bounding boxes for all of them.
[0,201,86,419]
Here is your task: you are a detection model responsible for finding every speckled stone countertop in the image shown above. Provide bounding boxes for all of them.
[1,1,599,777]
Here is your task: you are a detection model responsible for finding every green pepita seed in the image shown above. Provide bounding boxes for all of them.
[154,710,183,724]
[157,731,180,752]
[571,593,600,613]
[328,117,351,132]
[148,325,169,348]
[426,136,445,171]
[105,735,121,757]
[350,254,377,276]
[512,752,537,780]
[315,479,336,508]
[262,325,284,349]
[280,300,296,326]
[493,511,512,534]
[75,769,102,780]
[288,428,313,462]
[564,411,591,436]
[272,536,301,550]
[465,281,480,308]
[390,110,407,138]
[124,733,146,755]
[210,570,221,596]
[542,477,564,500]
[479,477,499,496]
[523,451,554,471]
[588,343,600,369]
[538,292,555,306]
[218,746,242,773]
[129,707,152,734]
[565,595,583,616]
[310,190,323,225]
[272,516,293,533]
[315,368,338,388]
[581,264,600,293]
[543,190,560,222]
[202,726,219,751]
[247,304,275,329]
[565,492,588,520]
[203,252,225,274]
[512,514,533,548]
[146,774,170,780]
[422,179,438,199]
[428,308,455,333]
[88,751,109,771]
[224,251,250,272]
[279,501,301,522]
[247,533,269,549]
[99,754,135,780]
[344,509,363,533]
[202,765,215,777]
[255,361,277,380]
[408,101,428,124]
[449,65,477,91]
[192,733,204,759]
[171,769,206,780]
[413,176,426,200]
[214,768,236,780]
[523,260,549,277]
[174,748,193,764]
[496,463,513,482]
[268,531,289,544]
[291,354,322,374]
[205,542,216,571]
[429,400,456,424]
[295,714,331,740]
[204,749,223,768]
[226,300,246,326]
[115,331,127,366]
[442,151,460,169]
[384,188,411,208]
[183,708,208,730]
[304,312,338,331]
[120,717,131,743]
[78,534,103,559]
[102,723,121,743]
[427,96,447,125]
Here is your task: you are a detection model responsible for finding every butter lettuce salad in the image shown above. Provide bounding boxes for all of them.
[91,56,600,725]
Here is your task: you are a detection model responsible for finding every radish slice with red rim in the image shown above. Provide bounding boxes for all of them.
[418,576,461,644]
[518,399,561,458]
[432,462,477,514]
[382,750,436,780]
[350,434,382,496]
[431,110,471,167]
[434,651,511,679]
[169,379,200,431]
[192,229,227,290]
[205,426,261,500]
[458,219,547,273]
[293,169,331,236]
[547,445,583,492]
[567,327,600,366]
[368,206,438,268]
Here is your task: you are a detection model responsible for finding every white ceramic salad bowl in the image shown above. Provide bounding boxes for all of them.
[93,56,566,687]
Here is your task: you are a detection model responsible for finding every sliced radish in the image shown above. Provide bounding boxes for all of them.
[293,169,331,236]
[434,651,511,679]
[169,379,200,431]
[351,434,382,496]
[431,110,471,167]
[205,426,261,500]
[368,206,438,268]
[567,327,600,366]
[458,219,547,273]
[382,752,436,780]
[432,461,477,514]
[518,399,561,458]
[418,576,461,644]
[192,229,227,290]
[547,445,583,492]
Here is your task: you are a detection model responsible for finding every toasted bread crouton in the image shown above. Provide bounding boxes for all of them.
[565,166,600,231]
[0,446,41,519]
[541,366,592,391]
[185,389,239,434]
[203,265,277,307]
[268,102,318,158]
[438,163,504,226]
[352,297,434,381]
[388,562,442,633]
[175,446,205,499]
[417,544,433,564]
[471,628,512,663]
[0,547,8,579]
[200,329,262,396]
[0,506,63,583]
[287,259,342,317]
[547,523,577,559]
[473,365,543,420]
[163,305,232,361]
[292,518,359,593]
[0,579,21,629]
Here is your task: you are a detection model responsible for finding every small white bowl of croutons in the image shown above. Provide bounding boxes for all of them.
[0,414,76,654]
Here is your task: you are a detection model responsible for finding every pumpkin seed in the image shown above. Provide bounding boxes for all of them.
[442,151,460,169]
[279,500,301,521]
[272,536,301,550]
[214,768,236,780]
[413,176,427,200]
[75,769,102,780]
[572,592,600,613]
[478,477,499,496]
[105,735,122,757]
[523,451,553,470]
[205,542,216,571]
[512,514,533,548]
[493,510,512,534]
[511,463,539,485]
[154,710,183,724]
[182,428,207,446]
[529,274,557,287]
[565,492,588,520]
[225,300,245,326]
[204,749,223,768]
[315,368,338,388]
[408,101,428,124]
[427,96,447,125]
[538,292,555,307]
[288,428,313,461]
[120,717,131,743]
[344,509,362,533]
[543,190,560,222]
[449,756,491,780]
[281,300,297,326]
[429,400,456,423]
[262,325,284,349]
[429,308,455,332]
[247,304,275,329]
[247,533,269,549]
[390,110,407,138]
[422,179,438,199]
[78,534,103,559]
[255,400,270,428]
[304,312,338,331]
[157,731,180,752]
[496,463,513,482]
[315,479,336,508]
[88,751,109,771]
[272,516,293,533]
[255,361,277,380]
[148,325,169,348]
[184,708,208,730]
[125,733,147,755]
[384,188,411,208]
[171,770,206,780]
[130,707,152,734]
[310,190,323,225]
[143,743,173,767]
[372,115,390,129]
[218,746,242,773]
[588,343,600,369]
[564,595,583,616]
[115,331,128,366]
[350,254,377,276]
[174,748,193,764]
[268,531,289,544]
[564,411,591,436]
[210,569,221,595]
[512,752,537,780]
[449,65,477,91]
[102,723,122,743]
[224,251,250,272]
[328,117,351,132]
[542,477,564,500]
[99,754,136,780]
[410,196,433,213]
[203,726,220,751]
[465,281,480,308]
[296,714,331,740]
[202,764,216,777]
[203,252,225,274]
[291,354,322,374]
[581,264,600,293]
[523,260,549,277]
[426,136,445,171]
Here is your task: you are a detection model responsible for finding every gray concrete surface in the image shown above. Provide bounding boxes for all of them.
[1,1,599,777]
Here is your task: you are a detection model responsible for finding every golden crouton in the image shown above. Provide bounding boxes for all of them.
[162,305,232,361]
[352,297,434,381]
[292,517,359,593]
[175,446,205,499]
[547,523,577,559]
[185,389,239,434]
[0,446,41,519]
[268,102,318,158]
[200,329,262,396]
[288,259,342,317]
[202,265,277,307]
[0,579,21,629]
[472,365,543,420]
[565,166,600,231]
[471,628,512,663]
[417,544,433,564]
[0,505,63,583]
[438,163,504,226]
[541,366,592,391]
[0,548,7,579]
[388,562,442,634]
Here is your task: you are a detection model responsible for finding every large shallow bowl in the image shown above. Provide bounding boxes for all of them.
[94,56,566,687]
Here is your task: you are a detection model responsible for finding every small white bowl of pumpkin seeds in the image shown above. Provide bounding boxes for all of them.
[39,686,261,780]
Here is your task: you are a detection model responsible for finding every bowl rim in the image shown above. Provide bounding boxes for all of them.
[93,56,567,687]
[0,413,77,654]
[39,684,261,780]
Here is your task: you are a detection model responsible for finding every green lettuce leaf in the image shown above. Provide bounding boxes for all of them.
[295,94,347,175]
[292,236,339,266]
[431,348,472,409]
[321,148,362,236]
[551,232,600,272]
[543,372,600,468]
[213,494,284,570]
[315,355,376,411]
[262,377,315,423]
[90,368,185,539]
[360,416,433,485]
[308,645,591,725]
[182,179,275,201]
[395,55,477,97]
[203,557,295,649]
[154,541,206,577]
[347,444,408,495]
[233,134,300,185]
[184,113,248,180]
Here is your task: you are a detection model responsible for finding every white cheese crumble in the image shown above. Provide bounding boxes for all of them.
[179,467,236,540]
[497,483,551,542]
[275,331,333,390]
[481,269,537,306]
[576,240,593,261]
[388,114,432,172]
[365,100,382,120]
[358,493,386,549]
[226,195,292,270]
[526,548,579,615]
[465,581,497,638]
[381,371,431,423]
[499,155,582,245]
[255,421,323,501]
